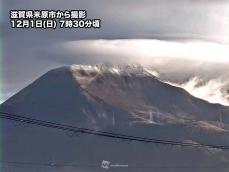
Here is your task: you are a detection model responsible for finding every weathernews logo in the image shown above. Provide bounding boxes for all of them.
[101,160,128,170]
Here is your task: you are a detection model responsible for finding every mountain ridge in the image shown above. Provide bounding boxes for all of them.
[0,64,229,172]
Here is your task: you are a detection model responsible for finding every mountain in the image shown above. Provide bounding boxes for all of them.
[0,64,229,172]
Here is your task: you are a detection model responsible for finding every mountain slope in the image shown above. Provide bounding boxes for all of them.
[0,65,229,172]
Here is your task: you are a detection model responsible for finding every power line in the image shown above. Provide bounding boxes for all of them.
[0,111,229,150]
[0,160,98,168]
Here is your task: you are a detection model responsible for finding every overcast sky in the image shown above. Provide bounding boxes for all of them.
[1,0,229,104]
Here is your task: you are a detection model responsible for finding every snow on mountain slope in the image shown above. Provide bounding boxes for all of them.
[71,65,229,127]
[0,65,229,172]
